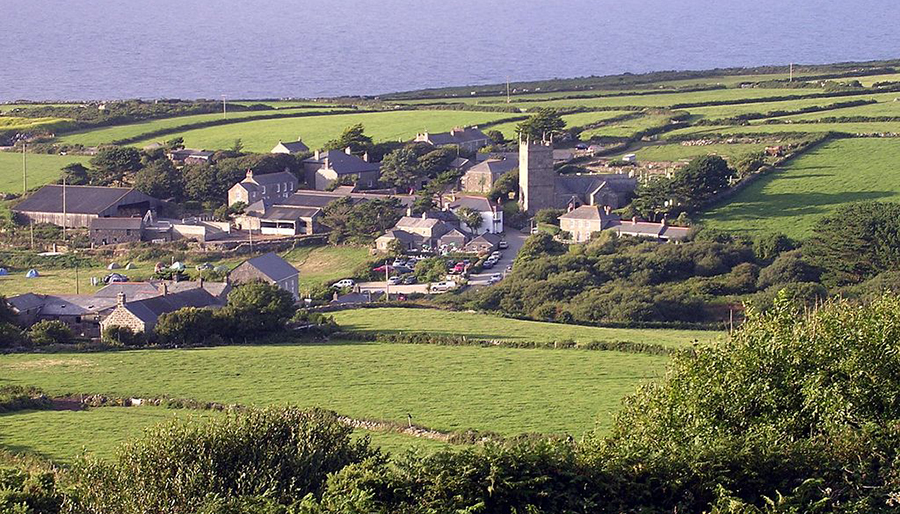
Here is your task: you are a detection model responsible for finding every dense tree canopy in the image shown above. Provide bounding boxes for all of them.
[324,123,373,153]
[515,108,566,141]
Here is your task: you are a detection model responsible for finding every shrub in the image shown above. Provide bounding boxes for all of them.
[101,325,147,347]
[27,320,73,346]
[70,407,377,513]
[154,307,217,346]
[0,467,64,514]
[0,322,27,348]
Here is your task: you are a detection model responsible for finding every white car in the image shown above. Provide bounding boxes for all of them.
[498,240,509,249]
[431,280,457,292]
[332,279,356,289]
[488,274,503,284]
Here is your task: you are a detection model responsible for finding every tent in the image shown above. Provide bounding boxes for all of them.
[125,262,136,270]
[170,262,185,271]
[154,262,165,273]
[107,262,121,270]
[25,269,39,278]
[0,268,8,276]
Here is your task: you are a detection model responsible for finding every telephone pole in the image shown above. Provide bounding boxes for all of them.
[222,95,227,119]
[506,77,511,104]
[62,176,67,241]
[22,143,27,193]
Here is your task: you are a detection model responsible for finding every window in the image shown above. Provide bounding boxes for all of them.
[126,229,132,236]
[261,186,266,194]
[276,184,281,193]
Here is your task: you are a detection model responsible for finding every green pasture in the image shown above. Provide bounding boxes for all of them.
[667,121,900,139]
[492,110,631,139]
[130,110,522,153]
[56,107,348,147]
[331,308,720,348]
[581,114,676,138]
[0,406,446,464]
[0,116,73,132]
[684,92,900,120]
[620,142,770,162]
[0,152,90,194]
[230,100,337,109]
[0,104,78,114]
[0,244,370,297]
[0,342,667,437]
[775,97,900,120]
[700,138,900,238]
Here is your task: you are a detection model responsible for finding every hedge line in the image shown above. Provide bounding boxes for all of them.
[0,386,52,413]
[697,99,877,125]
[333,330,683,356]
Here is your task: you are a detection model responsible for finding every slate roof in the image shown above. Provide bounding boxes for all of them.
[303,150,379,175]
[123,288,221,327]
[240,253,299,282]
[170,149,214,160]
[559,205,607,221]
[378,229,420,244]
[40,296,118,316]
[95,282,162,301]
[395,216,443,230]
[449,196,496,212]
[466,158,517,178]
[274,140,310,153]
[7,293,45,312]
[280,191,362,209]
[13,185,143,215]
[251,171,297,186]
[261,206,322,221]
[89,217,143,230]
[421,127,489,146]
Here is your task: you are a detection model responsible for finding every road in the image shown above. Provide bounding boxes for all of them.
[358,230,528,295]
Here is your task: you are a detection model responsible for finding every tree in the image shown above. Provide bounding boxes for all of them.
[322,197,402,244]
[379,147,423,190]
[488,169,519,202]
[417,147,457,177]
[631,176,674,220]
[28,320,73,346]
[515,108,566,141]
[230,138,244,154]
[324,123,373,153]
[415,257,448,283]
[89,146,142,185]
[223,282,295,336]
[534,208,564,226]
[804,201,900,286]
[61,162,90,185]
[154,307,216,346]
[133,159,184,199]
[486,130,505,144]
[101,326,147,347]
[670,155,732,210]
[0,322,27,348]
[456,206,483,233]
[164,137,184,151]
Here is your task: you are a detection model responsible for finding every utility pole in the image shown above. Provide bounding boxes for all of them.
[62,176,67,242]
[75,262,80,294]
[22,142,27,193]
[385,260,390,300]
[248,224,253,252]
[29,220,34,250]
[222,95,227,119]
[506,77,511,104]
[789,63,794,82]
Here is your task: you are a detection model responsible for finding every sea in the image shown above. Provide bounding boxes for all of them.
[2,0,900,102]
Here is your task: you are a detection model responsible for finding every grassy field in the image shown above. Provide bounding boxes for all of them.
[56,107,348,147]
[700,138,900,238]
[0,406,446,464]
[0,342,667,437]
[619,142,770,162]
[130,110,522,153]
[0,152,91,194]
[502,88,818,111]
[0,244,370,297]
[581,114,677,138]
[331,308,720,348]
[492,110,631,139]
[0,116,73,132]
[667,121,900,139]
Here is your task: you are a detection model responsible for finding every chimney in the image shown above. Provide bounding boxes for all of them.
[604,205,611,215]
[660,217,667,226]
[421,211,427,220]
[162,282,168,295]
[362,151,369,162]
[314,149,320,160]
[246,169,253,180]
[631,216,638,224]
[344,146,352,155]
[324,156,330,169]
[332,291,339,302]
[198,276,204,288]
[406,206,412,216]
[116,292,126,307]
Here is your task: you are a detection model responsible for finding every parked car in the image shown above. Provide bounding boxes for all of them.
[491,251,502,259]
[531,226,539,234]
[387,275,402,285]
[393,265,413,274]
[195,263,214,271]
[506,264,513,272]
[402,275,417,285]
[575,143,589,150]
[482,260,495,269]
[451,263,466,273]
[488,273,503,284]
[498,240,509,250]
[104,273,129,284]
[431,280,457,292]
[332,279,355,289]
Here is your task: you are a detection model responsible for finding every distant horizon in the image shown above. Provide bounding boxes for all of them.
[4,0,899,102]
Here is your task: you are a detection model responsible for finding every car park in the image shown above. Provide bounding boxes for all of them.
[332,279,355,289]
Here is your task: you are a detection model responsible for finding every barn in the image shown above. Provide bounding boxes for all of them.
[11,185,160,228]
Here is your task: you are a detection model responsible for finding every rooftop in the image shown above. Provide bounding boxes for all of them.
[13,185,150,215]
[239,252,299,282]
[303,150,379,175]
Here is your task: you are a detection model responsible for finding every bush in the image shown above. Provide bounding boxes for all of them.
[0,466,64,514]
[101,325,147,347]
[154,307,217,346]
[0,322,27,348]
[27,320,73,346]
[0,385,51,413]
[70,407,377,513]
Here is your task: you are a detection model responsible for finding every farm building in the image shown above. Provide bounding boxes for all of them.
[227,169,299,206]
[461,157,517,193]
[302,148,380,190]
[100,286,223,334]
[271,138,310,154]
[7,293,119,338]
[11,185,160,228]
[228,253,300,301]
[415,126,490,153]
[168,148,215,164]
[558,205,690,243]
[89,217,144,246]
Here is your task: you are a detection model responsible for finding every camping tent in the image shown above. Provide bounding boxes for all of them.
[25,269,39,278]
[107,262,120,270]
[0,268,8,276]
[170,262,185,271]
[125,262,135,270]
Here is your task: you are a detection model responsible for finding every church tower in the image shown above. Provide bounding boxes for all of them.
[519,139,556,214]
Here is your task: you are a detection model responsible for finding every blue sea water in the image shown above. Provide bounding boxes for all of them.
[1,0,899,101]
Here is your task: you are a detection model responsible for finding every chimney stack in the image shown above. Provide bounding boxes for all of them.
[406,206,412,216]
[246,169,253,180]
[162,282,168,295]
[604,205,611,215]
[314,149,320,160]
[421,211,427,220]
[631,216,638,224]
[362,151,369,162]
[660,217,667,226]
[344,146,352,155]
[116,291,126,307]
